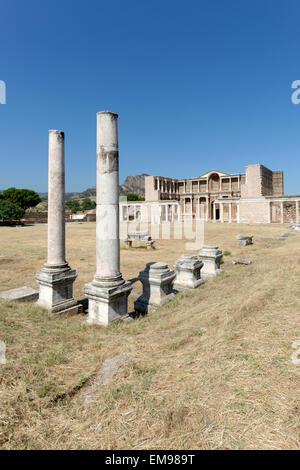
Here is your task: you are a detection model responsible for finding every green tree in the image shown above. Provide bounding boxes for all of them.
[0,200,25,222]
[1,188,41,210]
[125,193,141,201]
[65,200,81,213]
[81,197,96,210]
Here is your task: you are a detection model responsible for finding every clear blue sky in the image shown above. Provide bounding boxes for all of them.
[0,0,300,194]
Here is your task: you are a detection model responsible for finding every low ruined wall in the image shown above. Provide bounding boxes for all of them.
[24,212,72,224]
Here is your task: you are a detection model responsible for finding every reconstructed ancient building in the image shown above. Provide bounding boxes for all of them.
[120,164,300,224]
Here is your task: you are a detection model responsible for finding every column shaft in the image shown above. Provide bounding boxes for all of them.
[84,111,132,325]
[95,112,122,285]
[47,130,66,266]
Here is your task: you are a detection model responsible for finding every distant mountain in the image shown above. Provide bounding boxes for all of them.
[72,174,149,200]
[120,174,148,198]
[37,174,149,201]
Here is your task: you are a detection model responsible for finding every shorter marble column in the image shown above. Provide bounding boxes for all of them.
[134,262,176,314]
[36,130,78,314]
[173,254,204,291]
[198,245,223,279]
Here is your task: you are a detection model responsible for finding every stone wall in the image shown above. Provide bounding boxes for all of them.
[241,165,262,197]
[145,176,160,201]
[272,171,284,196]
[239,200,269,224]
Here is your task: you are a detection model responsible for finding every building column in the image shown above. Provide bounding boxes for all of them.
[268,201,271,224]
[229,203,232,223]
[296,201,299,224]
[280,201,284,224]
[213,202,216,222]
[206,198,209,222]
[36,130,78,314]
[220,203,224,223]
[84,111,132,326]
[237,203,240,223]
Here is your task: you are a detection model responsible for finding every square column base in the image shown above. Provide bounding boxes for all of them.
[199,245,223,279]
[134,262,176,314]
[173,254,205,291]
[83,281,132,326]
[36,266,78,314]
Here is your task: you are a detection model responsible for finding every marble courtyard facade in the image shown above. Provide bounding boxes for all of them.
[120,164,300,224]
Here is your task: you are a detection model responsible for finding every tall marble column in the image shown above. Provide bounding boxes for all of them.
[36,130,78,314]
[84,111,132,326]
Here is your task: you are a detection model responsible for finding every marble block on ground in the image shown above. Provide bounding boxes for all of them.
[236,234,253,246]
[0,286,39,302]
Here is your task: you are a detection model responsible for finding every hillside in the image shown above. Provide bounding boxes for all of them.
[71,174,148,200]
[120,173,148,197]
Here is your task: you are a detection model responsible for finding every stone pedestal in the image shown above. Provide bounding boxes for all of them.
[198,245,223,278]
[36,130,78,314]
[84,281,132,326]
[134,262,176,314]
[36,264,78,314]
[173,254,204,291]
[292,224,300,231]
[84,111,132,326]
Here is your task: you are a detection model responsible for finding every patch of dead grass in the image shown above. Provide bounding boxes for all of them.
[0,222,300,449]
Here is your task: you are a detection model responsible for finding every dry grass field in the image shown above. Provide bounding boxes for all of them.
[0,221,300,449]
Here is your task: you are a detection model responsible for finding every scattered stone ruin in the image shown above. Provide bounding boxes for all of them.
[236,234,253,246]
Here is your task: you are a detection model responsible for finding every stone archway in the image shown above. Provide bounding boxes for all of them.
[208,173,220,192]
